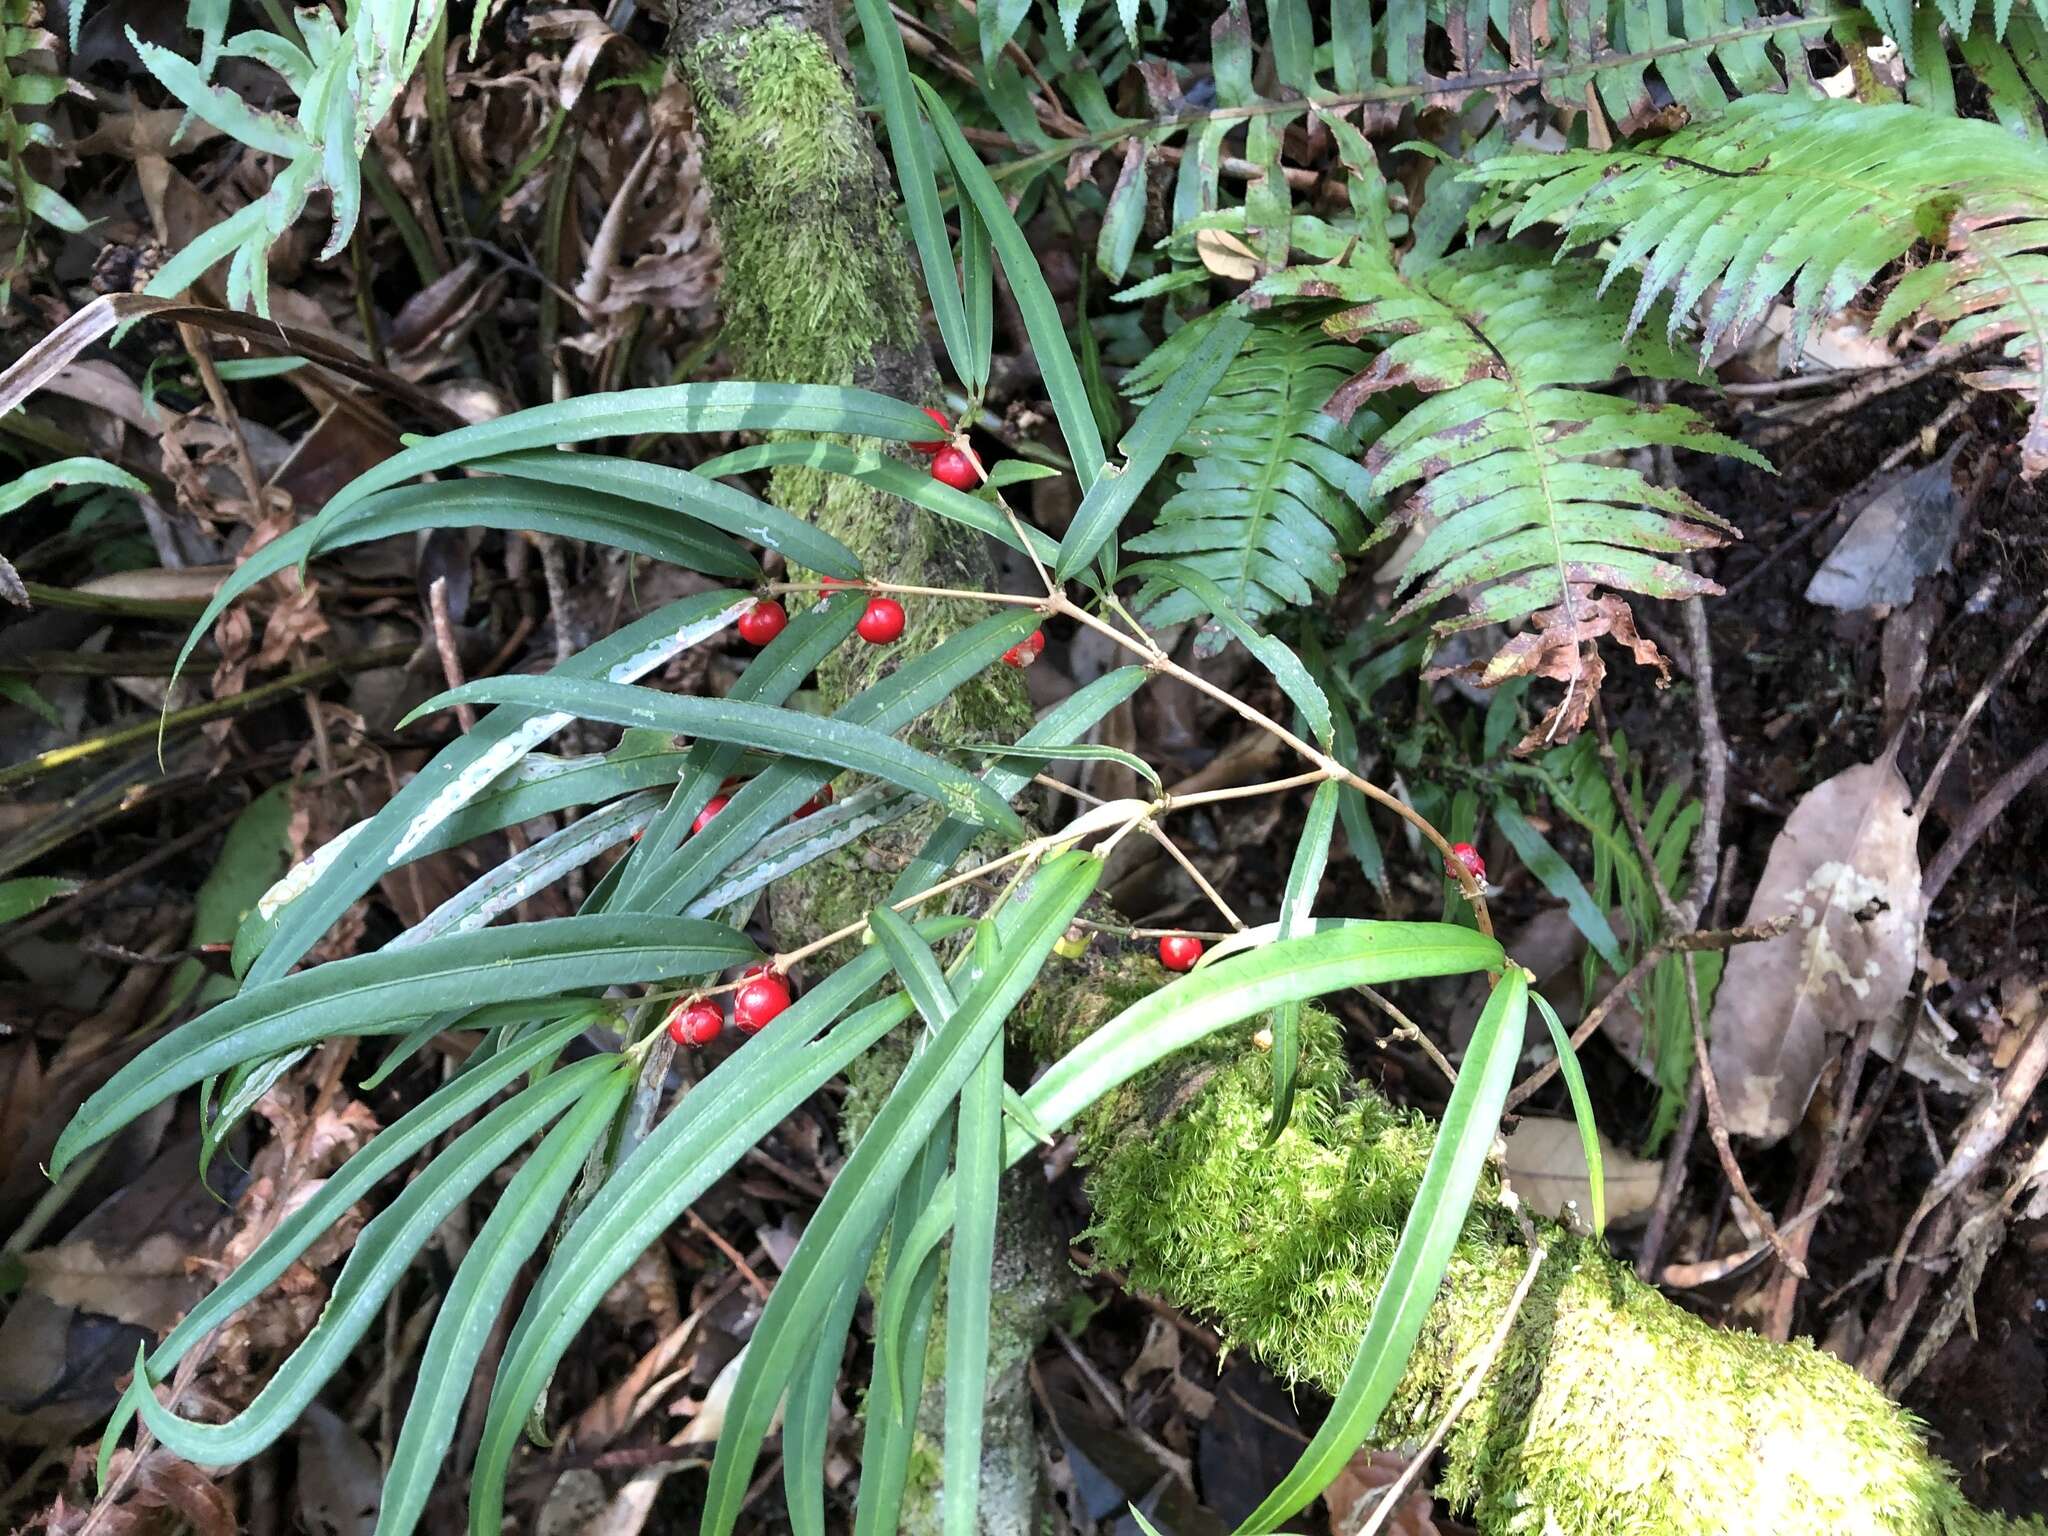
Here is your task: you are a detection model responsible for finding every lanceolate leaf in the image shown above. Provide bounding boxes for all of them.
[1231,968,1529,1534]
[470,991,916,1535]
[915,76,1108,487]
[241,593,747,983]
[696,441,1061,566]
[52,916,750,1176]
[97,1009,595,1480]
[467,918,976,1535]
[473,451,861,578]
[133,1056,628,1465]
[1126,560,1332,746]
[875,920,1508,1379]
[374,1067,631,1536]
[1532,990,1607,1235]
[632,610,1043,917]
[1054,314,1252,581]
[699,853,1102,1536]
[1265,780,1339,1141]
[889,667,1149,902]
[173,483,761,687]
[610,594,868,909]
[850,0,978,389]
[305,382,942,547]
[407,677,1027,837]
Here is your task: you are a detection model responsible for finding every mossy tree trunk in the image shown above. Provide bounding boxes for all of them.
[662,6,2040,1532]
[667,5,1064,1532]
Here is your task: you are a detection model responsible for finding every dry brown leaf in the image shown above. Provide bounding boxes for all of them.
[1196,227,1260,281]
[18,1233,205,1332]
[1324,1446,1442,1536]
[1503,1116,1664,1231]
[1708,760,1925,1143]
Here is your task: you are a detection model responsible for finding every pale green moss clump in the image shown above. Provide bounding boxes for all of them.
[1069,997,2045,1536]
[684,23,919,388]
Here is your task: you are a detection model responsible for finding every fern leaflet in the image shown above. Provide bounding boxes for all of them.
[1469,94,2048,473]
[1261,246,1764,664]
[1121,313,1378,634]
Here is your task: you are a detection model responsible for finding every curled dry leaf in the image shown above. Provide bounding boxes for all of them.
[1427,586,1670,752]
[1708,761,1924,1143]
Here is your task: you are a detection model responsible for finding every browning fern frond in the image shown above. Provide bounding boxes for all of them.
[1262,245,1767,647]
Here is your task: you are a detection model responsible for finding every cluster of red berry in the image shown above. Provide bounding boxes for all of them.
[663,964,793,1049]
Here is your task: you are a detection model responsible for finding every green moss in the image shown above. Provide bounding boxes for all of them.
[1071,1010,2046,1536]
[683,24,919,387]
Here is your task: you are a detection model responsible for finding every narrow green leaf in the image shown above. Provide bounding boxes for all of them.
[408,678,1027,838]
[373,1065,631,1536]
[942,1030,1005,1536]
[0,457,146,519]
[1230,968,1528,1533]
[850,0,975,387]
[959,739,1159,789]
[52,915,751,1176]
[612,594,866,908]
[470,990,918,1536]
[1492,796,1625,971]
[240,592,747,982]
[1532,990,1606,1234]
[699,853,1102,1536]
[876,921,1506,1379]
[870,903,960,1032]
[178,485,756,688]
[634,611,1042,918]
[133,1056,625,1465]
[475,452,860,578]
[783,1275,865,1536]
[852,1108,954,1536]
[1265,780,1339,1142]
[914,77,1107,487]
[0,876,78,924]
[889,667,1148,903]
[307,383,944,548]
[98,1006,592,1483]
[695,440,1060,566]
[1054,317,1250,581]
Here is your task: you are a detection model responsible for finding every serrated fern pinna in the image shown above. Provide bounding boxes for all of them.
[1469,94,2048,475]
[1121,313,1380,633]
[1259,245,1767,646]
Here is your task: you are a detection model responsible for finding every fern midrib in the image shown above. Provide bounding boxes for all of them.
[1967,236,2048,417]
[1235,368,1307,616]
[1500,363,1580,706]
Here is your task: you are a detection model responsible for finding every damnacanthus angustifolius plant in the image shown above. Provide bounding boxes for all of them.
[31,0,2048,1530]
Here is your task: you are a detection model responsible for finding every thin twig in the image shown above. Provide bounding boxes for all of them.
[1635,1078,1704,1281]
[1911,591,2048,824]
[1923,736,2048,904]
[428,575,476,732]
[1358,984,1459,1088]
[1142,824,1246,931]
[1353,1241,1548,1536]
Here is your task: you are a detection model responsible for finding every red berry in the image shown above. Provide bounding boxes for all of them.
[792,783,834,821]
[856,597,906,645]
[737,600,787,646]
[1001,628,1046,669]
[666,1002,724,1048]
[690,795,730,835]
[930,446,979,491]
[1449,842,1486,881]
[1158,934,1204,972]
[914,406,951,454]
[733,974,792,1034]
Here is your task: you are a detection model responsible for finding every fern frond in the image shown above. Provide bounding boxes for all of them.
[1259,246,1764,649]
[1469,94,2048,473]
[0,0,88,295]
[1120,313,1378,633]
